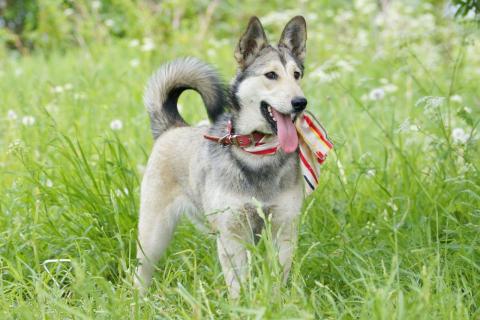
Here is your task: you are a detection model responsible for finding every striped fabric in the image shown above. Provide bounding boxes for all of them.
[242,111,333,195]
[296,112,333,194]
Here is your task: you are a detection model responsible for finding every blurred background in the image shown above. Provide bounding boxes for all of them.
[0,1,479,318]
[0,0,478,54]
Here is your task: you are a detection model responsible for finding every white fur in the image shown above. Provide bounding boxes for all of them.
[135,16,308,299]
[236,59,305,134]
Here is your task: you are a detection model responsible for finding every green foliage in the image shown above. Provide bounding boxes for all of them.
[453,0,480,16]
[1,0,480,318]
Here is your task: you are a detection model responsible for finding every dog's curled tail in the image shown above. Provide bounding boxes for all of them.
[144,57,225,139]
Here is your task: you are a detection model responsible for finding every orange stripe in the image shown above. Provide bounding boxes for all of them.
[304,115,333,149]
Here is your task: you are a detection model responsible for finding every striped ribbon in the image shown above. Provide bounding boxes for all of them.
[242,111,333,195]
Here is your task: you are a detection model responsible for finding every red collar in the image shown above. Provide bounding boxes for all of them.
[203,120,266,147]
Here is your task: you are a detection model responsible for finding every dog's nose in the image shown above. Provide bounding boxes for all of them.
[291,97,307,112]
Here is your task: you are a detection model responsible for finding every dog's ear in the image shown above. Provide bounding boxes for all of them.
[278,16,307,63]
[235,17,268,68]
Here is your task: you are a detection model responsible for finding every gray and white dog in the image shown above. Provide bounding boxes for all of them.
[135,16,308,297]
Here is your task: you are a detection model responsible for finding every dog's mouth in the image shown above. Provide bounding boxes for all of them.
[260,101,299,153]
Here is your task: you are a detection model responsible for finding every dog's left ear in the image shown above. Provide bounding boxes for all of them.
[278,16,307,63]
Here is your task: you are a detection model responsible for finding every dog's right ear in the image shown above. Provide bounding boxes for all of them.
[235,17,268,69]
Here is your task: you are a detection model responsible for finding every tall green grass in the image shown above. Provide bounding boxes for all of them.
[0,1,479,319]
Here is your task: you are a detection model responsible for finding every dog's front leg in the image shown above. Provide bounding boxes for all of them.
[216,229,248,299]
[205,190,253,298]
[274,216,299,282]
[271,187,303,282]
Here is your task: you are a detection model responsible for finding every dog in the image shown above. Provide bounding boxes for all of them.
[135,16,309,298]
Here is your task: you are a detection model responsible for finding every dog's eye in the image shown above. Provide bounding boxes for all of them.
[294,71,301,80]
[264,72,278,80]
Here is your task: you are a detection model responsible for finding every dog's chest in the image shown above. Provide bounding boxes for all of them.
[223,154,300,201]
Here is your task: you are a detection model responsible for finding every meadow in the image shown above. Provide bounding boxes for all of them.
[0,1,479,319]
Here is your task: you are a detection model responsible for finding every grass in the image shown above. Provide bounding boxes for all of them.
[0,1,479,319]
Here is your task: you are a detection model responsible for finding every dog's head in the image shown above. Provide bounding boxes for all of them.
[231,16,307,153]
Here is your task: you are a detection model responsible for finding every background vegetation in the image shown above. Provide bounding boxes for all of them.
[0,0,479,318]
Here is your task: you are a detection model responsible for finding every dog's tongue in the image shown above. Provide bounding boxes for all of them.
[271,108,298,153]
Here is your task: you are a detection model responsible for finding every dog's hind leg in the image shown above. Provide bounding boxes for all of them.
[134,200,180,293]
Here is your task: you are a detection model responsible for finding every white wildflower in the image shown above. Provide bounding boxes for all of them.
[463,106,472,114]
[91,1,101,10]
[452,128,469,144]
[336,59,355,72]
[416,96,445,115]
[129,39,140,48]
[310,68,340,83]
[409,124,420,132]
[64,8,74,16]
[415,96,445,109]
[141,37,155,52]
[450,95,462,103]
[366,169,376,177]
[22,116,35,126]
[207,49,216,57]
[64,83,73,91]
[7,110,18,120]
[45,179,53,187]
[354,0,377,15]
[110,119,123,130]
[368,88,385,101]
[129,59,140,68]
[397,118,419,133]
[51,85,64,93]
[105,19,114,27]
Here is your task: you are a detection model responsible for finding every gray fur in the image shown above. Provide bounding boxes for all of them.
[279,16,307,63]
[235,16,269,68]
[200,114,300,202]
[135,16,309,298]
